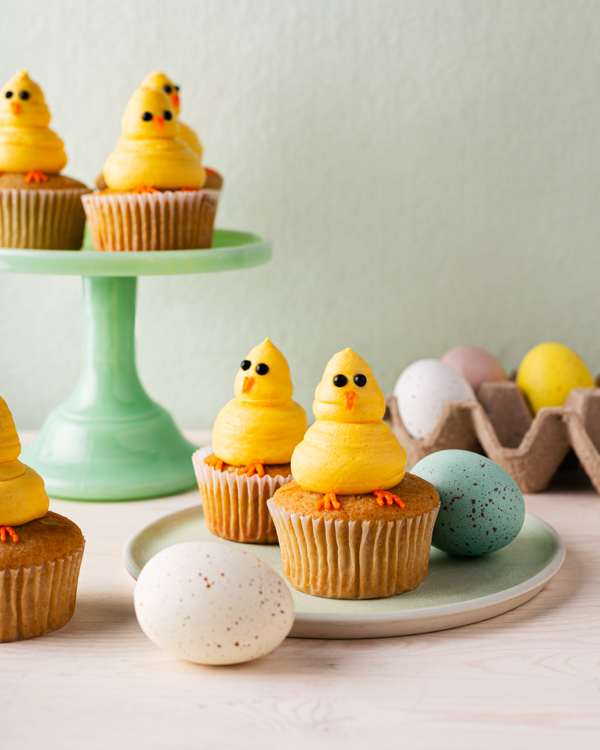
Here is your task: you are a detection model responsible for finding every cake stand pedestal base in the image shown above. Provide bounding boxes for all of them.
[22,276,197,501]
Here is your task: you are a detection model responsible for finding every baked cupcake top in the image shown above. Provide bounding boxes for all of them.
[271,474,439,521]
[291,349,407,506]
[103,86,206,192]
[0,396,49,540]
[0,71,67,178]
[141,71,203,160]
[0,511,83,568]
[209,338,307,471]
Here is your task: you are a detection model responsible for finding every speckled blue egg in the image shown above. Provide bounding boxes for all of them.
[411,450,525,556]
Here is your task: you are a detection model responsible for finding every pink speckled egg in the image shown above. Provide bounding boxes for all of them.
[134,541,294,665]
[441,345,508,393]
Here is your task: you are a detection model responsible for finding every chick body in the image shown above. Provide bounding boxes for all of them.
[0,71,66,174]
[212,339,307,465]
[103,87,205,191]
[141,72,203,160]
[292,349,407,495]
[0,397,49,527]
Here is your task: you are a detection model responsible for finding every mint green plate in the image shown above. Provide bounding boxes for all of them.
[123,507,565,639]
[0,229,271,501]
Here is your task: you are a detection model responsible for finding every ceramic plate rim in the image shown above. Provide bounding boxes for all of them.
[123,506,565,627]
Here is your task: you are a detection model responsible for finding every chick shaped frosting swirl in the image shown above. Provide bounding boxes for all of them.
[291,349,407,496]
[103,86,206,192]
[0,396,49,540]
[211,338,307,466]
[0,71,67,174]
[141,72,203,160]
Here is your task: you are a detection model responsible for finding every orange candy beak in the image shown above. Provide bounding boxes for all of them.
[154,116,165,134]
[169,93,180,110]
[10,101,20,116]
[242,376,255,394]
[344,391,356,410]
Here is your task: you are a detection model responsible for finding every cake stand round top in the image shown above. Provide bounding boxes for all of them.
[0,229,271,276]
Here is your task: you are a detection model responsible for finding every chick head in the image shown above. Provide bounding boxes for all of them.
[0,396,21,464]
[0,71,51,128]
[122,87,177,140]
[313,349,385,424]
[233,338,294,402]
[141,72,181,115]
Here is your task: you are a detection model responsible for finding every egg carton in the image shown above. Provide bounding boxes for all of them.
[386,382,600,494]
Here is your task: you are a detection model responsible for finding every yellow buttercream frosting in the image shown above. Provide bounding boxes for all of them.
[0,396,49,527]
[212,338,307,465]
[0,71,67,174]
[291,349,407,495]
[141,72,203,159]
[103,86,206,191]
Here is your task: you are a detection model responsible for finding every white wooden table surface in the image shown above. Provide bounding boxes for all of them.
[3,431,600,750]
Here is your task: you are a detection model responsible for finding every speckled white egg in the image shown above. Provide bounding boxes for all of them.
[134,541,295,665]
[394,359,477,439]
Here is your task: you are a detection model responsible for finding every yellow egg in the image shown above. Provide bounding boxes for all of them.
[516,342,595,414]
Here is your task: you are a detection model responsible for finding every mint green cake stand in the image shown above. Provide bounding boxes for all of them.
[0,230,271,501]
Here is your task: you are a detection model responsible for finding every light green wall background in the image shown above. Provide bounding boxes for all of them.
[1,0,600,429]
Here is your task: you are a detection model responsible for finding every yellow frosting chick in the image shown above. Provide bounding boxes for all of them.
[0,71,67,177]
[0,396,49,542]
[210,339,307,473]
[103,86,206,192]
[141,72,203,160]
[291,349,407,509]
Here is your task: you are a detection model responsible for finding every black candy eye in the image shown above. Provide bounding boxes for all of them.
[256,363,269,376]
[240,360,251,371]
[19,90,29,100]
[354,374,367,387]
[333,374,348,387]
[163,110,172,120]
[174,85,180,92]
[163,84,172,94]
[5,91,12,99]
[141,111,153,121]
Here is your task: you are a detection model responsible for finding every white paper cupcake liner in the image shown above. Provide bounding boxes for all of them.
[82,188,219,252]
[0,188,89,249]
[0,546,84,642]
[192,446,293,544]
[267,501,439,599]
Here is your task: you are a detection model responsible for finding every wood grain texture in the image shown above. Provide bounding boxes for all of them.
[2,433,600,749]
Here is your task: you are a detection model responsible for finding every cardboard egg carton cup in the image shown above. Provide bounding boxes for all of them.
[386,381,600,493]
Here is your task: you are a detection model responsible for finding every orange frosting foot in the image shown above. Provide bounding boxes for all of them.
[0,526,19,543]
[179,187,200,193]
[204,455,224,471]
[315,492,341,511]
[25,170,48,184]
[238,461,265,478]
[374,490,405,509]
[133,185,159,194]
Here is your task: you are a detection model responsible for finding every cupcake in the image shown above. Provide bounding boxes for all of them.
[0,396,85,642]
[0,71,89,249]
[83,86,218,252]
[192,338,307,543]
[268,349,440,599]
[95,73,224,193]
